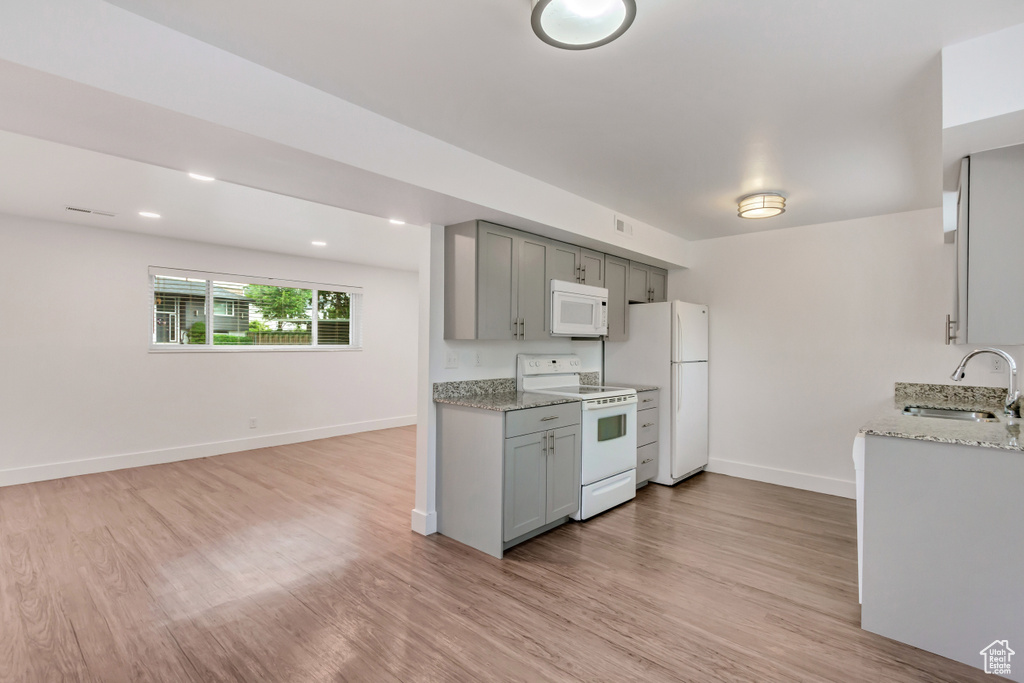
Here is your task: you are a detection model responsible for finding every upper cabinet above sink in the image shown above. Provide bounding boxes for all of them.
[954,143,1024,345]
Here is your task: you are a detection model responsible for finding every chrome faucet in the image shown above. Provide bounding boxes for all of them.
[950,347,1020,419]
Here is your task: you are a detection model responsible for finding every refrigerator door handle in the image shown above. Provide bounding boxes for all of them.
[676,365,682,413]
[673,310,682,362]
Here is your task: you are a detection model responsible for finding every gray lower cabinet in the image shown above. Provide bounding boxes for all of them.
[503,424,581,541]
[437,402,581,558]
[636,389,660,485]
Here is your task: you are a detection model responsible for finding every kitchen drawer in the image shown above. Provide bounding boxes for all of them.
[637,408,659,447]
[637,442,659,484]
[637,390,659,412]
[505,401,580,438]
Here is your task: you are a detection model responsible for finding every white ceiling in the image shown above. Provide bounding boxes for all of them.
[102,0,1024,240]
[0,130,424,271]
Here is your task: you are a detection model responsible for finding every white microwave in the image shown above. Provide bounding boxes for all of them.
[550,280,608,337]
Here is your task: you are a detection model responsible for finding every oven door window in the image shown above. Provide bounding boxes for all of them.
[597,414,627,442]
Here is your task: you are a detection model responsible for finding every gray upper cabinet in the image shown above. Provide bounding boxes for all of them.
[580,249,606,288]
[548,240,581,285]
[958,144,1024,345]
[518,233,550,340]
[445,221,549,340]
[445,219,667,341]
[629,262,668,303]
[649,267,667,303]
[475,223,518,340]
[605,255,629,342]
[627,261,650,303]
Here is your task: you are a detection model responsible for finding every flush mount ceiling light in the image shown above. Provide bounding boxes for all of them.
[311,241,327,247]
[531,0,636,50]
[188,172,215,182]
[138,211,161,218]
[389,219,406,225]
[737,193,786,219]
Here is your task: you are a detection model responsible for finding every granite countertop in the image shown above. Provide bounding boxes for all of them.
[435,391,580,412]
[610,383,660,393]
[433,378,580,412]
[432,375,657,412]
[860,382,1023,452]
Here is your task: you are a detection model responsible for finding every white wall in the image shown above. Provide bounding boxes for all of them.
[0,213,420,486]
[943,22,1024,128]
[670,208,1022,498]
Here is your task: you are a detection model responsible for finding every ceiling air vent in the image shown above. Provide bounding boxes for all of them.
[614,215,633,237]
[65,205,116,217]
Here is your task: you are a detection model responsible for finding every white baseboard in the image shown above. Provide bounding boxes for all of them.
[410,508,437,535]
[0,415,417,488]
[705,458,856,499]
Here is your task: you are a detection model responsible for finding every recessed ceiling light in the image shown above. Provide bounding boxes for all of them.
[531,0,636,50]
[737,193,786,219]
[311,241,327,246]
[188,172,216,182]
[139,211,161,218]
[389,219,406,225]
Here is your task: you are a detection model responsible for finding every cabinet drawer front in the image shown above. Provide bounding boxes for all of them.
[637,390,659,412]
[637,408,659,447]
[637,442,659,484]
[505,402,580,438]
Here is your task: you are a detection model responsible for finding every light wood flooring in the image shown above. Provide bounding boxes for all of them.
[0,426,989,682]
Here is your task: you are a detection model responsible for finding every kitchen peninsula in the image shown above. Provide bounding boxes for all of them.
[859,383,1024,680]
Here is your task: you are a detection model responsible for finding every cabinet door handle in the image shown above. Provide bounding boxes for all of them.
[540,416,559,421]
[641,458,654,465]
[641,398,654,404]
[549,432,554,452]
[581,264,586,281]
[513,317,519,339]
[945,314,958,345]
[521,318,526,339]
[642,422,655,428]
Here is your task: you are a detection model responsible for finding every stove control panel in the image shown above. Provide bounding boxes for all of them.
[518,354,582,376]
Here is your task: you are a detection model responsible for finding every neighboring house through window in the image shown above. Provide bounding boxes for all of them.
[150,267,362,350]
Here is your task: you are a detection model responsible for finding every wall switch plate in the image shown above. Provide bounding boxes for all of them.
[992,357,1005,373]
[249,417,257,429]
[445,350,459,369]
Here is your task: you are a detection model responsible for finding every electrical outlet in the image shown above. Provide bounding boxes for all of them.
[249,417,257,429]
[992,357,1005,373]
[475,351,482,367]
[445,350,459,369]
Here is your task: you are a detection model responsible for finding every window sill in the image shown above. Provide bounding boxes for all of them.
[149,345,362,354]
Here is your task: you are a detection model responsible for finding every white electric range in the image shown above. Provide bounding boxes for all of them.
[517,354,638,520]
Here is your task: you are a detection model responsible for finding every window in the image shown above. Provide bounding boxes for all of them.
[213,299,235,316]
[150,267,362,351]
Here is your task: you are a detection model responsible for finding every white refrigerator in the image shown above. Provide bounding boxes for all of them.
[604,301,709,485]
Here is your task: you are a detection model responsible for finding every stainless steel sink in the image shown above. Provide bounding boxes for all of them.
[902,406,999,422]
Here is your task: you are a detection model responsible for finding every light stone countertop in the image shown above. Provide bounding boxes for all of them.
[432,375,656,412]
[860,382,1023,452]
[433,390,580,413]
[611,383,660,393]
